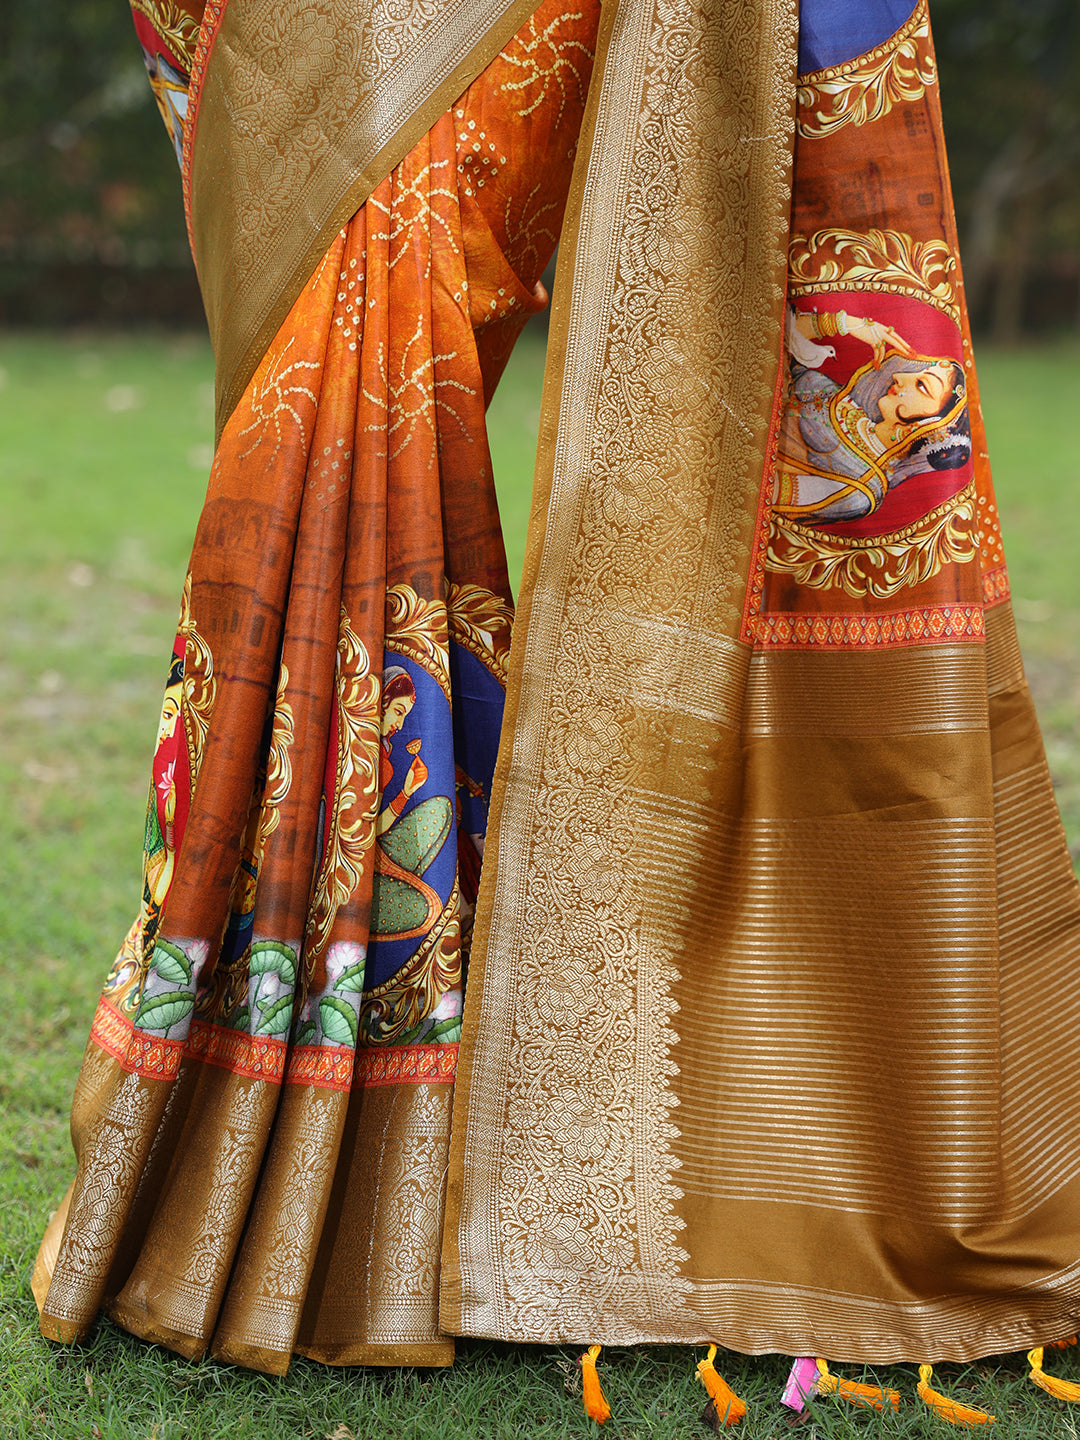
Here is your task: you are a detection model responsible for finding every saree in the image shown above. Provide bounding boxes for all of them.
[36,0,1080,1377]
[35,0,602,1372]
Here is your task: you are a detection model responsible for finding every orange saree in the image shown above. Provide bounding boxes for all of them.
[35,0,601,1371]
[35,0,1080,1386]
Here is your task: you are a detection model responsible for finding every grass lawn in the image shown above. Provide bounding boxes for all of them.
[1,330,1079,1439]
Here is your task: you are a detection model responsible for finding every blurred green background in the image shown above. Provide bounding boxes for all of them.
[2,0,1079,333]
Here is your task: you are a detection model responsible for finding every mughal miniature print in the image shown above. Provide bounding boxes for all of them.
[91,577,511,1093]
[744,0,1007,652]
[745,277,983,649]
[129,0,202,167]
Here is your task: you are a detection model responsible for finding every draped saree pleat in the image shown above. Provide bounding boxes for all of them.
[35,0,600,1371]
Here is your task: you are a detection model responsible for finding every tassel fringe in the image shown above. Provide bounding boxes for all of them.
[1029,1346,1080,1403]
[580,1343,1075,1425]
[695,1345,746,1425]
[917,1364,995,1425]
[815,1358,899,1411]
[581,1345,611,1424]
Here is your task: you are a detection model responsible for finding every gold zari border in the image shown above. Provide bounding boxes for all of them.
[442,0,799,1345]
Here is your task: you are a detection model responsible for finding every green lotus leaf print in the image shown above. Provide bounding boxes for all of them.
[319,996,358,1046]
[150,940,192,985]
[134,990,195,1032]
[291,1019,317,1048]
[427,1016,462,1043]
[333,960,367,994]
[254,994,294,1036]
[248,940,297,985]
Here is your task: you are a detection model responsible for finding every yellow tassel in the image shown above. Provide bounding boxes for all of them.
[917,1364,995,1425]
[581,1345,611,1424]
[815,1358,900,1411]
[695,1345,746,1425]
[1029,1346,1080,1403]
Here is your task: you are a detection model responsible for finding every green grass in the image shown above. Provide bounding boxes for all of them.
[978,345,1080,857]
[1,331,1079,1439]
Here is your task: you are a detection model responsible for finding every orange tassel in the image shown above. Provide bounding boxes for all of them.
[1048,1336,1079,1350]
[581,1345,611,1424]
[1029,1346,1080,1403]
[695,1345,746,1425]
[917,1364,995,1425]
[815,1358,899,1411]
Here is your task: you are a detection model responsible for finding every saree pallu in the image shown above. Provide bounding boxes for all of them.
[445,0,1080,1362]
[37,0,1080,1374]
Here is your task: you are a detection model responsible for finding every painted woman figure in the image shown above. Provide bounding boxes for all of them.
[142,652,185,918]
[372,664,453,945]
[774,307,971,524]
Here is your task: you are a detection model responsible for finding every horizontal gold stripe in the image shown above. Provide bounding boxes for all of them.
[605,611,749,731]
[993,753,1080,1215]
[745,644,988,737]
[658,811,1003,1221]
[678,1236,1080,1360]
[985,598,1025,695]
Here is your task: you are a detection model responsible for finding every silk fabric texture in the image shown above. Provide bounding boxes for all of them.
[38,0,1080,1373]
[37,0,600,1371]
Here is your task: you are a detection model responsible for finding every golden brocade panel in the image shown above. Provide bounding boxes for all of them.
[443,0,799,1346]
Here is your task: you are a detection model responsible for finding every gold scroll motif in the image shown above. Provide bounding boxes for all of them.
[258,663,296,848]
[386,584,451,699]
[446,581,514,687]
[796,0,936,138]
[216,661,296,979]
[766,481,978,598]
[788,228,960,327]
[129,0,202,68]
[177,572,217,782]
[359,880,462,1044]
[304,609,381,967]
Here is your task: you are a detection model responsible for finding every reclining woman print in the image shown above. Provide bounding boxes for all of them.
[773,305,971,526]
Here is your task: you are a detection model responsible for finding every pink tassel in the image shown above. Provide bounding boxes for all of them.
[781,1357,821,1412]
